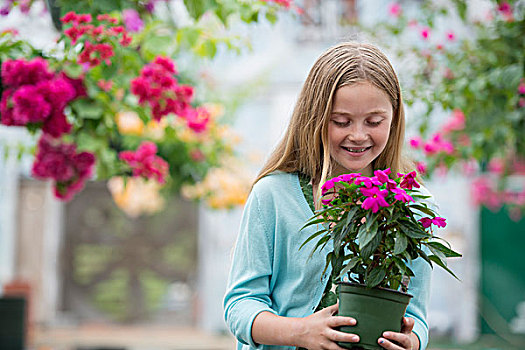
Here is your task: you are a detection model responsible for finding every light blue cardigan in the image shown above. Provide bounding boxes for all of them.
[223,172,432,350]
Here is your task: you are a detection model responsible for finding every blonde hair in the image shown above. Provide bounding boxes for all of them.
[255,41,413,191]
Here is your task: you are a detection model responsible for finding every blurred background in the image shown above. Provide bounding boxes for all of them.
[0,0,524,349]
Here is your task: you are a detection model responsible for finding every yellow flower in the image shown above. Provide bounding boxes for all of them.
[107,177,165,217]
[116,111,144,135]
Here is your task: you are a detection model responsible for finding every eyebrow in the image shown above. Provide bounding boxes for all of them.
[331,109,389,116]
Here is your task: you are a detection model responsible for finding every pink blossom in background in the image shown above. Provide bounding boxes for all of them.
[420,27,430,40]
[361,187,390,213]
[458,133,471,146]
[408,19,418,27]
[97,14,119,24]
[471,177,501,210]
[519,98,525,108]
[446,31,456,41]
[488,158,505,175]
[190,149,205,162]
[512,158,525,174]
[416,161,427,175]
[498,2,512,16]
[423,141,438,155]
[32,135,95,201]
[388,2,402,18]
[10,86,52,124]
[443,68,454,80]
[119,141,169,183]
[461,159,479,177]
[186,107,210,133]
[518,80,525,94]
[123,9,144,32]
[436,44,444,51]
[97,79,113,91]
[442,109,466,134]
[1,58,53,88]
[409,136,422,149]
[261,0,292,8]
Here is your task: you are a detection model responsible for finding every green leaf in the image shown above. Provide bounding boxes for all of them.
[71,99,104,120]
[299,229,328,251]
[184,0,218,20]
[393,231,408,255]
[300,218,326,231]
[358,220,379,249]
[337,257,359,280]
[429,255,460,280]
[361,230,382,259]
[366,267,386,288]
[400,220,430,239]
[426,241,462,258]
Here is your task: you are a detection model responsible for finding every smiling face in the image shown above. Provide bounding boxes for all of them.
[328,82,394,177]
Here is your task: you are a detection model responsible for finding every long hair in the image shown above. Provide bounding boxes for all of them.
[254,42,413,189]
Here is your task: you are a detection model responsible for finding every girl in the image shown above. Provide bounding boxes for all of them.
[224,42,433,350]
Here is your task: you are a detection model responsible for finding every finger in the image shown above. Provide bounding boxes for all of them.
[326,329,360,344]
[323,302,339,315]
[377,337,404,350]
[400,317,415,333]
[328,315,357,328]
[381,331,411,349]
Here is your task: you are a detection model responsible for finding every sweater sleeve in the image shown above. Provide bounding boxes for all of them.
[404,185,440,350]
[223,190,277,349]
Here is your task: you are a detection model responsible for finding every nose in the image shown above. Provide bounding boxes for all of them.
[347,123,368,143]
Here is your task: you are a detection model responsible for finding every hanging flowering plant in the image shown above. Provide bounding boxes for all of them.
[0,0,299,209]
[302,169,461,307]
[366,0,525,220]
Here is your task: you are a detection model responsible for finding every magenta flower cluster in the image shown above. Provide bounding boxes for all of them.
[119,141,169,184]
[1,58,85,137]
[321,168,446,229]
[130,56,210,132]
[32,135,95,201]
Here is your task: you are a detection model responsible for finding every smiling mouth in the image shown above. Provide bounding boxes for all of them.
[342,146,372,153]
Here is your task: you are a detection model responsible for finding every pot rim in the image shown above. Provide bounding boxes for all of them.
[336,281,413,298]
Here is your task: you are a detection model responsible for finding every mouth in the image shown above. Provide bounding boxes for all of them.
[341,146,372,154]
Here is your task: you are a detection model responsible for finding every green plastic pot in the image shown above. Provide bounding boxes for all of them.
[337,282,412,350]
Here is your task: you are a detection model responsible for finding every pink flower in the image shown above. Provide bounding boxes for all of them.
[388,2,402,18]
[409,136,422,149]
[1,58,53,88]
[119,141,169,183]
[361,187,390,213]
[97,79,113,91]
[391,187,413,203]
[488,158,505,175]
[446,31,456,41]
[400,171,420,190]
[354,176,381,188]
[321,178,336,195]
[42,110,72,137]
[432,217,447,228]
[518,80,525,95]
[123,9,144,32]
[339,173,360,183]
[419,217,432,228]
[186,107,210,133]
[31,135,95,201]
[416,161,427,175]
[520,98,525,108]
[374,168,391,184]
[10,85,52,124]
[420,27,430,40]
[442,109,465,134]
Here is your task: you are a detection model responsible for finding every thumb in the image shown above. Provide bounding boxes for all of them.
[401,317,415,333]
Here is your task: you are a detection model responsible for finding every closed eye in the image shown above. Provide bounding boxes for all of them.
[367,120,382,126]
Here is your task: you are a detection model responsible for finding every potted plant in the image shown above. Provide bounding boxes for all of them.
[301,169,461,349]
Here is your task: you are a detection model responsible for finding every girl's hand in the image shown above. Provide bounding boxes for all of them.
[377,317,420,350]
[297,303,360,350]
